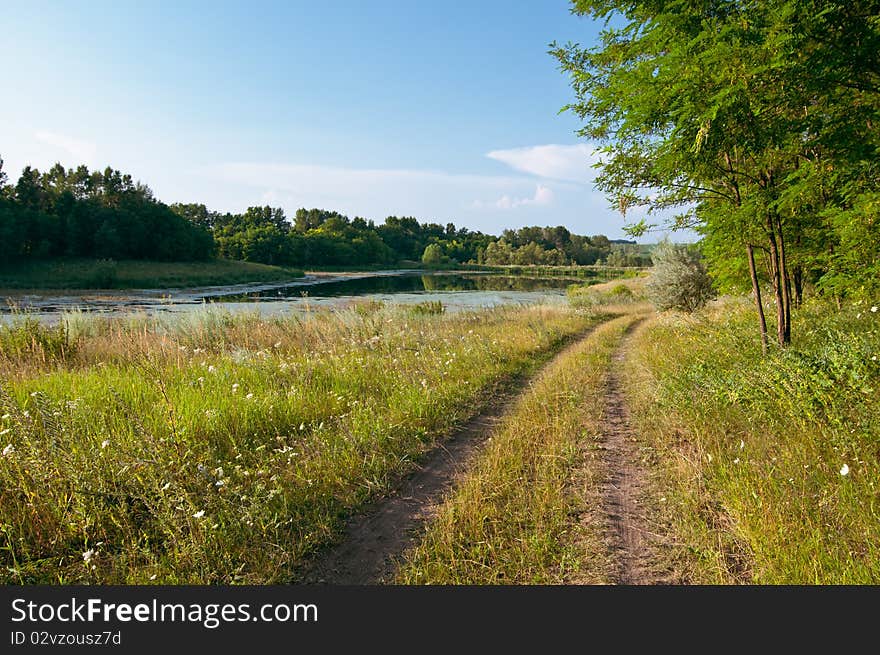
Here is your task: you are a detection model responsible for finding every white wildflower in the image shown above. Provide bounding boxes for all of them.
[733,458,740,464]
[208,365,216,373]
[739,440,745,450]
[840,464,850,476]
[82,549,95,563]
[245,393,254,400]
[872,306,878,313]
[2,444,14,456]
[149,574,157,580]
[192,510,206,519]
[101,440,110,449]
[161,482,171,491]
[232,383,240,392]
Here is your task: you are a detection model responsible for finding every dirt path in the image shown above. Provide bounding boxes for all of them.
[297,326,604,584]
[600,319,656,584]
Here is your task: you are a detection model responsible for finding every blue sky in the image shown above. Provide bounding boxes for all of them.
[1,1,662,239]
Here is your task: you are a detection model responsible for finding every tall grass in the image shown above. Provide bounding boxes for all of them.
[0,303,598,583]
[624,297,880,583]
[399,314,643,584]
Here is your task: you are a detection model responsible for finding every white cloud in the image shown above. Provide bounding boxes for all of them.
[193,156,635,238]
[486,143,601,183]
[476,184,555,210]
[205,161,536,221]
[34,130,97,165]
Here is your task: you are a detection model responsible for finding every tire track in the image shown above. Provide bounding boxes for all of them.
[600,318,656,584]
[296,322,610,584]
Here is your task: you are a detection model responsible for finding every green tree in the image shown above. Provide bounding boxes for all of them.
[553,0,880,348]
[421,243,445,266]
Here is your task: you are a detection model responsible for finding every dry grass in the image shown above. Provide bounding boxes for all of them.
[0,303,599,584]
[398,313,645,584]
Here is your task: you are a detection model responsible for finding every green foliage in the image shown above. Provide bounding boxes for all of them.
[408,301,445,316]
[646,241,715,313]
[0,165,214,263]
[554,0,880,341]
[87,259,118,288]
[0,259,303,290]
[421,243,445,266]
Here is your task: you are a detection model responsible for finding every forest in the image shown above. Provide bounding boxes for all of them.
[0,157,637,270]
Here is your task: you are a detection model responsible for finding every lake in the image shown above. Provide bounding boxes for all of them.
[0,271,580,324]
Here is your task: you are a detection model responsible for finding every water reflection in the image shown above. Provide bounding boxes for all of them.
[212,273,573,302]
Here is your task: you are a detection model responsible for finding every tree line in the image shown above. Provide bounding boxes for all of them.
[554,0,879,348]
[0,157,629,269]
[0,160,214,262]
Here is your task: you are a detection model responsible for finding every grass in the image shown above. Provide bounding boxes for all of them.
[623,297,880,583]
[0,302,599,584]
[398,313,644,584]
[567,276,652,314]
[0,258,305,291]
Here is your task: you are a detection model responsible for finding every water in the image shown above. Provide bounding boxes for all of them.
[0,271,579,324]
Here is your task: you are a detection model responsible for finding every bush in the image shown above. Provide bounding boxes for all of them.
[409,301,445,316]
[646,241,714,312]
[87,259,119,288]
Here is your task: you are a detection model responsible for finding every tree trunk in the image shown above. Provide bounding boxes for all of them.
[793,265,803,308]
[747,243,768,355]
[766,215,787,347]
[775,215,792,344]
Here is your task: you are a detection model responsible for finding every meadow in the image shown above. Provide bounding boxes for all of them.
[0,301,599,583]
[623,298,880,583]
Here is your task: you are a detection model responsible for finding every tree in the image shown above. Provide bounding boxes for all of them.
[421,243,445,266]
[553,0,880,348]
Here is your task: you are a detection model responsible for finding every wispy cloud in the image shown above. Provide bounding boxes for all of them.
[206,161,538,221]
[486,143,601,183]
[474,184,555,210]
[34,130,97,165]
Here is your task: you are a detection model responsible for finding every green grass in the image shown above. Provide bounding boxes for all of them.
[0,303,598,584]
[398,314,642,584]
[566,276,650,311]
[0,258,305,291]
[624,297,880,583]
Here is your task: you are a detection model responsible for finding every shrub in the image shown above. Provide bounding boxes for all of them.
[87,259,119,288]
[646,241,714,312]
[409,301,445,316]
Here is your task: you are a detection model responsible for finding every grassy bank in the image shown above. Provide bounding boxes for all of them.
[0,258,305,291]
[0,303,598,583]
[624,298,880,583]
[398,314,643,584]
